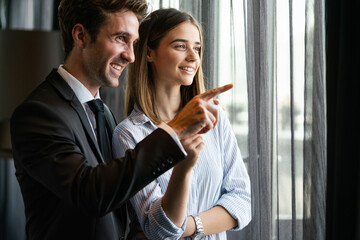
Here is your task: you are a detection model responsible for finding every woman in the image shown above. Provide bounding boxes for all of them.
[113,8,251,239]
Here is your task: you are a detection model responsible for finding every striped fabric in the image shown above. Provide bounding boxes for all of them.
[112,106,251,240]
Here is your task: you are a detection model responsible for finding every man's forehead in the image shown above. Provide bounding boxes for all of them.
[104,10,139,38]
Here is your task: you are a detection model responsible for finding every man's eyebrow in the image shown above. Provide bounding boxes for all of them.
[170,39,201,45]
[111,31,130,37]
[111,32,139,42]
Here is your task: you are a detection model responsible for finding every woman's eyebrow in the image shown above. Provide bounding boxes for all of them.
[170,39,201,45]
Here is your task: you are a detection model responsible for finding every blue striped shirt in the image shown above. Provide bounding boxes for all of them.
[112,106,251,240]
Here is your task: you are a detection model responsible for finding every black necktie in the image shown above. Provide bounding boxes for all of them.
[87,99,112,163]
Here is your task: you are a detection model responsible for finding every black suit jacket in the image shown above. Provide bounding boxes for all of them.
[10,69,185,240]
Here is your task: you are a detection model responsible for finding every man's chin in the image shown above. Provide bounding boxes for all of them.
[101,82,119,89]
[107,81,120,88]
[103,75,120,88]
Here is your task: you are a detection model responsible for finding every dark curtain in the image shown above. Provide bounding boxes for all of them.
[325,1,360,239]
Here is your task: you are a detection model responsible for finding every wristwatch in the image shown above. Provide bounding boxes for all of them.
[191,215,205,240]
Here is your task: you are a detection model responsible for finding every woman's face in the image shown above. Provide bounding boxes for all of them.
[147,22,201,88]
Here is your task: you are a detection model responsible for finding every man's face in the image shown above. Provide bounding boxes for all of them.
[82,10,139,89]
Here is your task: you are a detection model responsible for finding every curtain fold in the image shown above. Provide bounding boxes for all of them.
[303,0,326,239]
[244,0,275,239]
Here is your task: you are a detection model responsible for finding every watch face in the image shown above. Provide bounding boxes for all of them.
[193,232,205,240]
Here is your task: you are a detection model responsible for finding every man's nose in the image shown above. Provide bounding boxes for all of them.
[121,44,135,63]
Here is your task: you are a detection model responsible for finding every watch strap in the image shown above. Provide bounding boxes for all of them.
[191,215,205,239]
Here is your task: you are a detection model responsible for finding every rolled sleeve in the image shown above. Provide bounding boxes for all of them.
[139,197,186,239]
[215,184,251,230]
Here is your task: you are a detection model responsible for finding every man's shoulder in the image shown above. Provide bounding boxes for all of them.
[10,69,76,121]
[21,69,65,101]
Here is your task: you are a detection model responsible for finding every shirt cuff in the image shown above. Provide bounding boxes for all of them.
[150,198,187,237]
[158,123,187,156]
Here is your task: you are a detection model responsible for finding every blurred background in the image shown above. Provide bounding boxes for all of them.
[1,0,359,240]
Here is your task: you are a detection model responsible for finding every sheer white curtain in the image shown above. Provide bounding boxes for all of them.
[241,0,326,239]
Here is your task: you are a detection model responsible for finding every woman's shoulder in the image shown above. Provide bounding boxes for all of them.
[114,116,133,133]
[114,108,154,138]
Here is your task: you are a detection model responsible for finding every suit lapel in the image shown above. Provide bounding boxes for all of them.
[46,69,105,164]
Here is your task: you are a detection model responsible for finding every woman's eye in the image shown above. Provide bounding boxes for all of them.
[194,47,201,52]
[175,44,186,49]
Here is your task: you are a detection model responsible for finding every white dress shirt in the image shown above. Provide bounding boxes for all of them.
[112,106,252,240]
[57,65,100,139]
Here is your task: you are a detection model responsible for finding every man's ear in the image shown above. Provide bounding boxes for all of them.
[72,24,88,48]
[146,47,154,62]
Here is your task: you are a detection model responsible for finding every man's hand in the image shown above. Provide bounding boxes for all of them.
[176,134,205,170]
[168,84,233,140]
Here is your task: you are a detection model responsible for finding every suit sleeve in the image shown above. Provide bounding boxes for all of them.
[10,100,185,217]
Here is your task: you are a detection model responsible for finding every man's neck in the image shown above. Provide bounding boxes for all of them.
[63,58,99,98]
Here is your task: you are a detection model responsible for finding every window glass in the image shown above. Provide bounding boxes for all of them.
[148,0,179,11]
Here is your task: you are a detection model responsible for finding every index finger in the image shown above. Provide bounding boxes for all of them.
[199,83,234,101]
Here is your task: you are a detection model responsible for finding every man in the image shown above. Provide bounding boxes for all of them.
[10,0,232,239]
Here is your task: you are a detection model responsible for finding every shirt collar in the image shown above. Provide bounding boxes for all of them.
[57,65,100,104]
[129,105,156,128]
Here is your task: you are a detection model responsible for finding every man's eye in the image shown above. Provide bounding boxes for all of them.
[116,36,125,42]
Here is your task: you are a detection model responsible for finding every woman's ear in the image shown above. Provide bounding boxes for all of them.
[72,24,88,48]
[147,47,154,62]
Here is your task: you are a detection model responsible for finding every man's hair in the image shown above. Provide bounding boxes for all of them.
[58,0,148,59]
[126,8,206,124]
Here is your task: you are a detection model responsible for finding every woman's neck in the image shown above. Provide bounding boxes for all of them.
[155,84,182,123]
